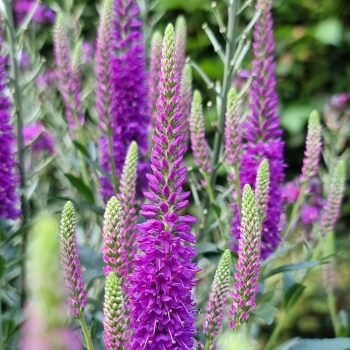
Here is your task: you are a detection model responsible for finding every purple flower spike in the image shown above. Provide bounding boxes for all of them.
[149,31,163,125]
[190,90,212,173]
[233,0,285,259]
[59,201,86,316]
[129,24,199,350]
[95,0,113,131]
[99,0,149,201]
[229,184,261,330]
[23,122,55,155]
[320,161,345,235]
[0,22,20,220]
[54,13,84,129]
[203,249,231,342]
[300,111,322,184]
[225,88,241,169]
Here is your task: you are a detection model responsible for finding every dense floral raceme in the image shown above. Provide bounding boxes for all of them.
[129,24,200,349]
[190,90,212,173]
[118,141,139,278]
[59,202,86,316]
[175,16,187,76]
[300,111,322,184]
[320,161,345,235]
[20,218,81,350]
[103,272,128,350]
[229,185,261,330]
[54,13,84,129]
[13,0,55,25]
[95,0,113,131]
[255,159,270,219]
[203,249,231,341]
[0,22,20,220]
[233,0,285,259]
[99,0,149,200]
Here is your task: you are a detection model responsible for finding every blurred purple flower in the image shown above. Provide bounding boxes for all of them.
[36,68,57,88]
[13,0,55,25]
[232,69,250,90]
[20,51,30,69]
[329,93,348,110]
[300,205,319,225]
[282,181,300,203]
[23,123,55,155]
[82,41,94,64]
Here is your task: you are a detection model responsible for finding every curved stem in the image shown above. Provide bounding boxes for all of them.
[204,338,212,350]
[79,313,95,350]
[264,312,287,350]
[328,292,340,337]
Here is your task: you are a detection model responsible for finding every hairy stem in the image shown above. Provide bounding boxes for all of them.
[79,313,95,350]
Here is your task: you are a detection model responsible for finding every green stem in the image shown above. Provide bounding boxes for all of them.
[70,98,90,186]
[203,172,225,237]
[79,313,95,350]
[282,182,307,239]
[204,338,212,350]
[210,0,239,188]
[327,292,340,337]
[106,126,118,193]
[264,312,288,350]
[5,0,30,308]
[233,164,242,218]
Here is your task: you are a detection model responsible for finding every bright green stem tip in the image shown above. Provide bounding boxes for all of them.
[181,63,192,82]
[227,87,237,105]
[308,110,320,129]
[334,160,345,184]
[151,30,163,45]
[175,15,187,33]
[72,41,82,72]
[217,249,231,275]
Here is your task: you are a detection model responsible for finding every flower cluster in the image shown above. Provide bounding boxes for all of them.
[129,24,199,349]
[98,0,149,200]
[0,22,20,220]
[233,0,285,259]
[23,123,55,155]
[13,0,55,25]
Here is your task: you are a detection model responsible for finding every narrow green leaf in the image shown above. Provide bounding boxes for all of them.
[0,255,6,280]
[284,283,306,311]
[194,242,218,255]
[286,203,294,222]
[73,140,90,157]
[64,173,95,203]
[274,337,350,350]
[211,203,221,218]
[264,261,324,278]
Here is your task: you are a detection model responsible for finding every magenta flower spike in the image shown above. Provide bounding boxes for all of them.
[203,249,231,342]
[95,0,113,131]
[229,185,261,330]
[54,13,84,129]
[300,111,322,184]
[149,31,163,125]
[59,202,86,316]
[0,21,20,220]
[99,0,149,201]
[233,0,285,259]
[190,90,212,173]
[320,161,345,235]
[129,24,199,349]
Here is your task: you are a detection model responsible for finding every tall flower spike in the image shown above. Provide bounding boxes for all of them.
[300,111,322,184]
[180,63,192,151]
[130,24,199,349]
[95,0,113,131]
[203,249,231,341]
[20,217,81,350]
[149,31,163,124]
[225,87,242,170]
[101,196,125,277]
[322,231,337,294]
[234,0,285,259]
[59,201,86,316]
[99,0,149,201]
[0,21,20,220]
[320,161,345,235]
[175,15,187,75]
[54,13,84,129]
[103,272,127,350]
[255,159,270,219]
[190,90,212,173]
[229,185,261,330]
[118,141,138,278]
